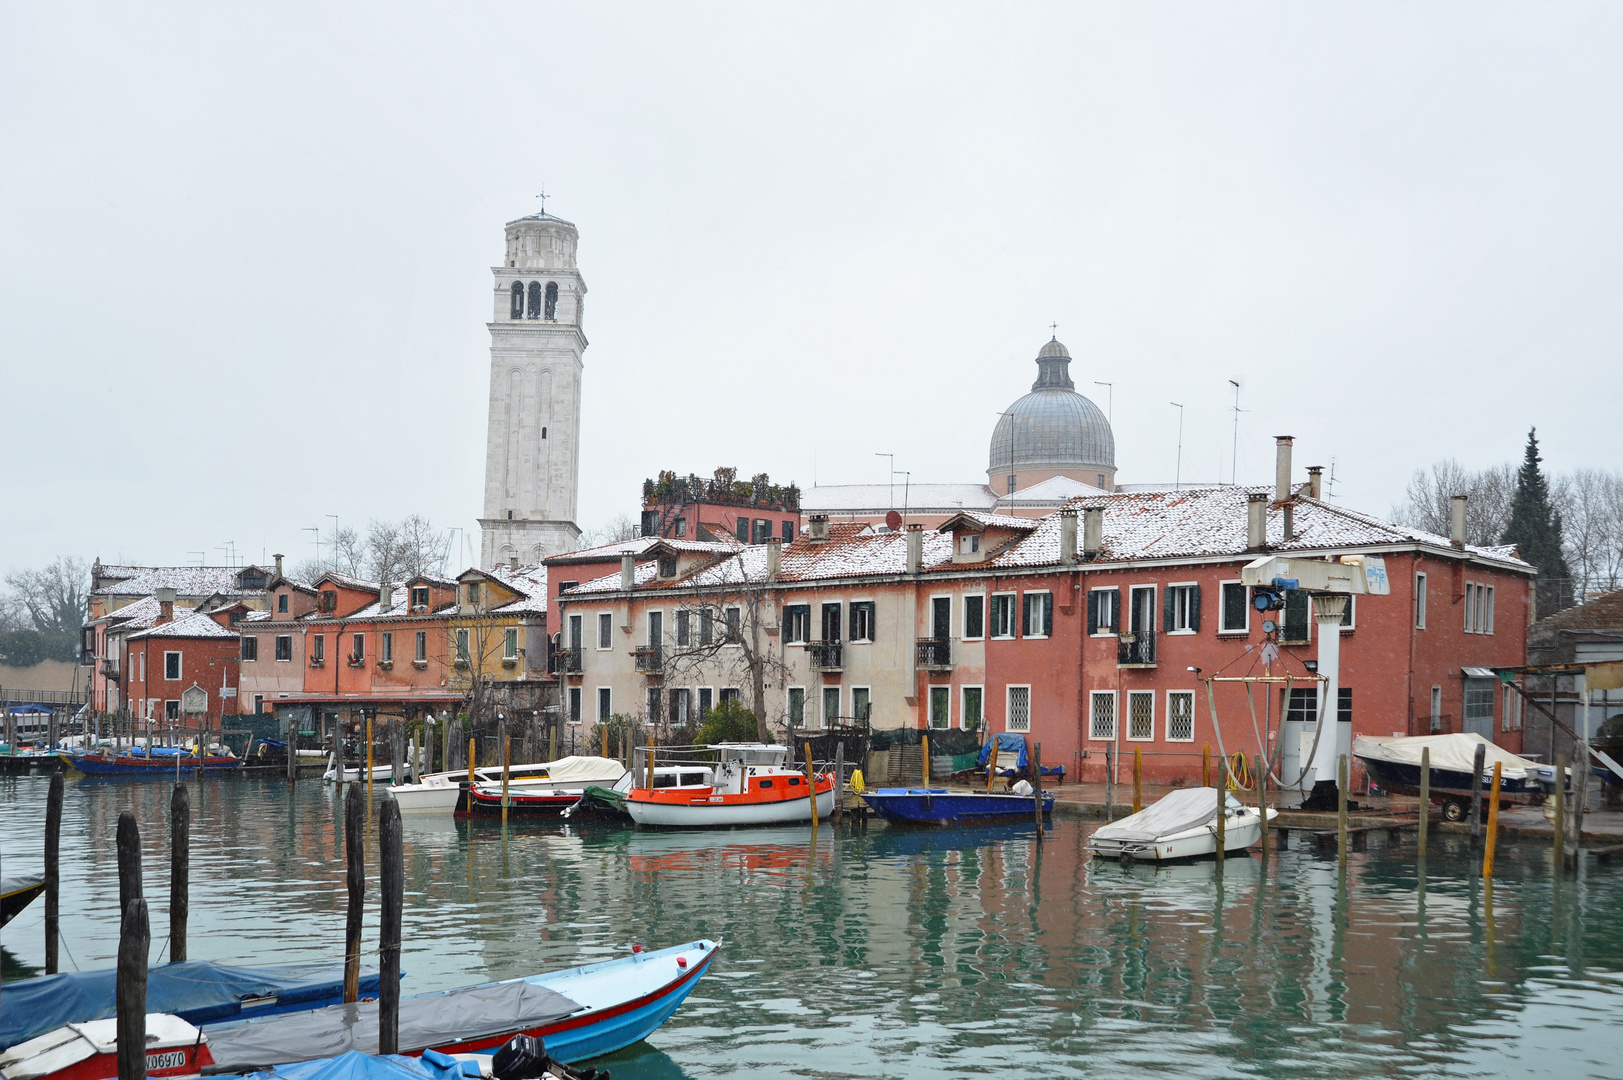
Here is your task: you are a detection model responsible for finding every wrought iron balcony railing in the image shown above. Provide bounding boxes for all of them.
[634,645,664,673]
[808,642,843,670]
[916,638,952,669]
[1116,634,1156,667]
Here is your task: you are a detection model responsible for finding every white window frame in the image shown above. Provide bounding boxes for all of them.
[851,685,872,723]
[275,635,292,662]
[848,598,877,644]
[380,632,394,664]
[253,694,265,714]
[1022,591,1052,639]
[597,612,613,650]
[1126,690,1155,741]
[1430,686,1442,733]
[820,685,841,729]
[781,604,809,645]
[596,686,612,722]
[1484,585,1495,635]
[989,592,1017,639]
[163,651,182,681]
[454,628,469,662]
[697,686,714,718]
[1341,595,1356,630]
[1166,690,1195,742]
[415,630,427,663]
[723,605,743,646]
[1088,587,1119,637]
[1089,689,1117,740]
[1127,584,1157,637]
[1219,580,1250,634]
[928,685,951,729]
[1005,684,1031,732]
[962,594,985,641]
[1166,582,1198,635]
[567,686,582,725]
[961,684,984,732]
[647,609,664,647]
[1414,572,1427,629]
[787,686,806,728]
[504,627,519,660]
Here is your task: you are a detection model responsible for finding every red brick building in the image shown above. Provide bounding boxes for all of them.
[122,605,242,731]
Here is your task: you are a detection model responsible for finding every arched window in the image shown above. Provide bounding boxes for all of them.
[527,281,542,319]
[544,281,559,320]
[510,282,524,319]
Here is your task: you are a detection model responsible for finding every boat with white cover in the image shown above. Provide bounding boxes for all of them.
[392,756,626,812]
[1090,788,1275,863]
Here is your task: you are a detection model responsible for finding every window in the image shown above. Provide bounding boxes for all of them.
[1087,588,1119,636]
[963,595,984,639]
[241,636,258,662]
[822,687,840,728]
[719,687,741,705]
[1415,572,1428,629]
[466,582,481,605]
[699,608,714,646]
[962,686,983,732]
[414,631,427,663]
[1220,582,1249,633]
[380,632,393,664]
[544,281,558,320]
[1282,591,1310,643]
[411,586,429,609]
[597,687,612,721]
[1462,583,1495,635]
[455,628,469,662]
[1022,592,1053,638]
[736,518,750,542]
[783,604,810,644]
[959,533,980,555]
[164,651,181,681]
[658,556,677,578]
[527,280,541,318]
[1430,686,1443,732]
[698,687,713,717]
[1127,691,1154,740]
[312,635,326,663]
[989,594,1015,638]
[820,602,842,643]
[1503,690,1521,732]
[723,606,741,643]
[852,686,871,722]
[648,611,663,647]
[320,590,337,612]
[1090,690,1116,740]
[253,694,264,715]
[277,593,289,614]
[165,700,180,721]
[1167,691,1194,741]
[1006,685,1031,732]
[1464,679,1495,738]
[351,634,365,662]
[669,688,691,725]
[782,520,795,542]
[511,280,525,318]
[598,612,613,649]
[787,687,805,727]
[674,610,690,645]
[504,628,519,659]
[641,510,658,537]
[645,687,662,724]
[568,687,582,725]
[929,686,950,729]
[1165,584,1199,634]
[1341,596,1356,628]
[849,601,876,643]
[275,635,292,661]
[674,518,687,537]
[753,519,772,544]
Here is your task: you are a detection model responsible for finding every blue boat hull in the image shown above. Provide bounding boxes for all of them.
[63,753,241,776]
[535,945,719,1062]
[860,788,1055,825]
[1357,756,1543,801]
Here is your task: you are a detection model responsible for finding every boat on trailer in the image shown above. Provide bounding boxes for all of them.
[1353,733,1548,821]
[625,744,834,828]
[1090,788,1275,863]
[859,787,1054,825]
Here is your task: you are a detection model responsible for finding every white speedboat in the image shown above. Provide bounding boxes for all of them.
[390,755,626,812]
[1090,787,1276,863]
[322,748,429,784]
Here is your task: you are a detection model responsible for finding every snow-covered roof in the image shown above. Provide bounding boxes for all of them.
[941,510,1040,532]
[801,483,998,513]
[93,566,264,598]
[996,475,1107,506]
[315,572,382,592]
[485,565,549,615]
[100,595,195,631]
[128,611,237,641]
[545,536,740,565]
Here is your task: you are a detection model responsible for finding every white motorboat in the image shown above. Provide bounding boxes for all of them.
[389,755,626,812]
[322,747,429,784]
[625,743,836,828]
[1089,787,1276,863]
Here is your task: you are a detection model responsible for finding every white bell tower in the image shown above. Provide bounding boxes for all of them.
[478,210,586,567]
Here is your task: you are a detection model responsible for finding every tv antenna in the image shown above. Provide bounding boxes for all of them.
[1170,402,1184,489]
[1227,379,1247,485]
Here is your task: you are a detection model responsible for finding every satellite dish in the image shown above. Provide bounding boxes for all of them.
[885,510,902,531]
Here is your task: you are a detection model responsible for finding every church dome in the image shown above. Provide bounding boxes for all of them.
[988,338,1116,492]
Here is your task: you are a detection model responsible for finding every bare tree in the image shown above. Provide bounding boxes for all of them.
[396,514,446,578]
[1557,469,1623,601]
[1393,459,1515,545]
[293,517,448,584]
[3,556,89,637]
[578,514,641,549]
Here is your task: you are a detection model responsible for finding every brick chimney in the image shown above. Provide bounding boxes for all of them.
[1247,493,1269,550]
[905,524,923,574]
[1274,436,1294,505]
[1450,495,1467,548]
[1059,509,1077,567]
[1082,506,1104,558]
[156,587,176,624]
[273,553,284,577]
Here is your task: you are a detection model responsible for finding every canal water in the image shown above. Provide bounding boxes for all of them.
[3,774,1621,1079]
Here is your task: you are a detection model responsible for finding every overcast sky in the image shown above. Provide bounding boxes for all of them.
[4,3,1620,576]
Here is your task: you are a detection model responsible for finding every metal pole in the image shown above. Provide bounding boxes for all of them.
[1257,753,1269,844]
[1032,743,1044,839]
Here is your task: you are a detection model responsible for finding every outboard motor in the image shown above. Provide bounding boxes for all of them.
[491,1035,551,1080]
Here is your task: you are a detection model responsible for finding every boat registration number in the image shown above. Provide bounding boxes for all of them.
[147,1051,189,1071]
[708,796,724,803]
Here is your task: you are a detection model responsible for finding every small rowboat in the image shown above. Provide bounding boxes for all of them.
[0,1014,212,1080]
[859,787,1054,825]
[1090,788,1275,863]
[625,744,834,829]
[0,874,45,929]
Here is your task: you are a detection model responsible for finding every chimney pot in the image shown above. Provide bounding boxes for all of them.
[1274,436,1294,505]
[1059,509,1078,566]
[1306,466,1323,500]
[1450,494,1467,547]
[905,523,923,574]
[620,553,636,591]
[1247,493,1269,550]
[273,553,284,576]
[1082,506,1104,556]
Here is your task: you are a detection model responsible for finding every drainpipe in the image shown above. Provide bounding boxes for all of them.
[1059,509,1077,567]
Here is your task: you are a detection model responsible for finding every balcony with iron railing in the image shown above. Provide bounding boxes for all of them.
[1116,633,1156,668]
[808,642,843,671]
[634,644,664,675]
[916,638,952,670]
[100,659,121,681]
[562,647,584,674]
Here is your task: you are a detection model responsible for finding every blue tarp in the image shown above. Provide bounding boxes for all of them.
[3,704,54,714]
[974,734,1064,778]
[0,960,384,1050]
[235,1050,482,1080]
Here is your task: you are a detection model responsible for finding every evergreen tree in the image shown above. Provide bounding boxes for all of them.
[1501,428,1572,613]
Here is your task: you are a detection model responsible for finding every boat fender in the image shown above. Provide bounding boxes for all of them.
[490,1035,551,1080]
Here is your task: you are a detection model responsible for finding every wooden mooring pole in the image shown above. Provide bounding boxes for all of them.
[1337,754,1349,871]
[117,811,142,917]
[1483,760,1503,882]
[1215,781,1225,865]
[366,715,375,803]
[502,736,511,826]
[378,797,403,1055]
[1132,747,1142,814]
[804,742,818,831]
[922,734,930,786]
[1032,743,1044,840]
[45,771,63,973]
[343,783,364,1002]
[1104,745,1114,822]
[1552,753,1567,869]
[833,741,844,824]
[1468,741,1486,847]
[1202,744,1211,788]
[170,783,189,963]
[1417,746,1430,861]
[1569,740,1590,869]
[116,896,149,1080]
